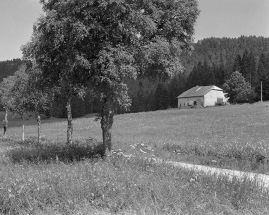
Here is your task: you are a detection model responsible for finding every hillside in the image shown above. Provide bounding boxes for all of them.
[1,36,268,80]
[5,101,269,174]
[181,36,269,75]
[1,36,268,114]
[0,58,22,82]
[129,36,269,111]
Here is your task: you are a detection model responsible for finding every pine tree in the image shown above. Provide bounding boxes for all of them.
[204,66,215,85]
[241,50,249,79]
[167,74,186,108]
[136,82,146,112]
[248,51,257,87]
[154,84,163,110]
[201,61,209,85]
[162,87,169,110]
[154,84,170,110]
[233,54,242,73]
[194,62,203,86]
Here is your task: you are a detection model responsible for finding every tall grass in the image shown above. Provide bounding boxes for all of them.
[162,143,269,172]
[0,152,269,214]
[1,103,269,213]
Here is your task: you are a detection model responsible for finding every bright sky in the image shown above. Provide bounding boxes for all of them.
[195,0,269,41]
[0,0,268,61]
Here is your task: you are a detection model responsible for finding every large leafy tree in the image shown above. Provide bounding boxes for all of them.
[22,0,199,155]
[223,71,252,103]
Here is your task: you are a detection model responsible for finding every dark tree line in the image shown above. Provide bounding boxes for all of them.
[186,50,269,102]
[1,36,269,116]
[126,36,269,111]
[129,73,186,112]
[186,61,225,88]
[181,36,269,75]
[0,59,23,82]
[256,53,269,100]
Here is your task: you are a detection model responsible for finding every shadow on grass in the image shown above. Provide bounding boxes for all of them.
[7,137,104,164]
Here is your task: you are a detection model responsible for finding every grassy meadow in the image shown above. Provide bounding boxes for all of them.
[4,101,269,172]
[1,102,269,214]
[5,101,269,151]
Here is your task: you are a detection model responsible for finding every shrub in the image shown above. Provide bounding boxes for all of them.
[8,137,103,164]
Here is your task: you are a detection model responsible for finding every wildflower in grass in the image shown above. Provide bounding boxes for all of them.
[140,149,147,154]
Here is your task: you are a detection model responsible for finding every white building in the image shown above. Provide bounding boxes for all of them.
[177,85,228,108]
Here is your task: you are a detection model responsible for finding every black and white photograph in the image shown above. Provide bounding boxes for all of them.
[0,0,269,214]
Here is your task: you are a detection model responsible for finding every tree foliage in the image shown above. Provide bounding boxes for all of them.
[0,59,22,82]
[154,84,169,110]
[2,37,269,114]
[0,75,16,112]
[0,65,51,141]
[223,71,252,103]
[22,0,200,154]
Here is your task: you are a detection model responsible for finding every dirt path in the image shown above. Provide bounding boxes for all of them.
[120,150,269,192]
[151,157,269,191]
[168,160,268,188]
[1,139,269,191]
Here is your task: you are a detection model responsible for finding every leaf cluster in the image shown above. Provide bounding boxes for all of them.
[22,0,199,109]
[0,65,51,117]
[223,71,252,103]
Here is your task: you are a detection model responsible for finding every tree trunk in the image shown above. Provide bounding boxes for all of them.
[4,108,8,121]
[3,108,8,138]
[101,97,114,156]
[66,98,73,145]
[36,113,41,144]
[22,115,25,142]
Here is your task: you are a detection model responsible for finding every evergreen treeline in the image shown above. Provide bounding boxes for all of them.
[186,50,269,101]
[129,36,269,111]
[0,59,23,82]
[181,36,269,75]
[1,36,268,116]
[128,74,186,113]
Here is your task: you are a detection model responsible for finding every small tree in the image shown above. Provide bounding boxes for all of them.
[223,71,252,103]
[24,65,51,143]
[0,75,16,121]
[8,66,29,141]
[0,65,51,142]
[22,16,89,145]
[0,75,16,138]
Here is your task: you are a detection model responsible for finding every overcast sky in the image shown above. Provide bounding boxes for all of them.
[0,0,268,61]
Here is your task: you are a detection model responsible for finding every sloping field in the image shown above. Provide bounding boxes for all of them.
[5,102,269,158]
[5,102,269,149]
[1,103,269,214]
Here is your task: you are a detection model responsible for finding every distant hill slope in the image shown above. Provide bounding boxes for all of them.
[1,36,268,82]
[1,36,268,112]
[181,36,269,75]
[0,58,23,82]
